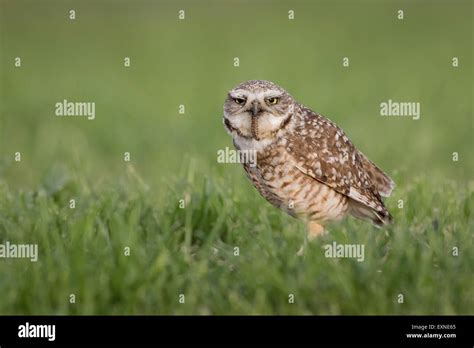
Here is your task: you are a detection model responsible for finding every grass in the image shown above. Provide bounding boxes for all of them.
[0,0,472,314]
[0,162,472,315]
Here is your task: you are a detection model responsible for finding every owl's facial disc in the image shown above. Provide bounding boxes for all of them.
[224,89,291,141]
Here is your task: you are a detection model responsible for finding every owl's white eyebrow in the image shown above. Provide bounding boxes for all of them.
[264,93,283,99]
[229,92,246,98]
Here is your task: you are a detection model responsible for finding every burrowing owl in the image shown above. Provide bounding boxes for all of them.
[223,80,394,239]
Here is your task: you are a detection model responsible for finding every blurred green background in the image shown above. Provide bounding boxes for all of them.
[0,0,472,315]
[1,0,472,189]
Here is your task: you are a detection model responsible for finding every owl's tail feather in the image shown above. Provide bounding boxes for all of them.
[349,200,393,227]
[372,209,393,227]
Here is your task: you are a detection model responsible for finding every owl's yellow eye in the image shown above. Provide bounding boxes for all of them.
[233,97,246,105]
[266,97,279,105]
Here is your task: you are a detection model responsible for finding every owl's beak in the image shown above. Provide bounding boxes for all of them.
[251,101,261,117]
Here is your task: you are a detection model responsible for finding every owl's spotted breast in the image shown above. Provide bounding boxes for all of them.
[241,141,350,222]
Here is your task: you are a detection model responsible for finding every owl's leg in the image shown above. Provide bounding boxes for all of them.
[296,221,326,256]
[307,221,326,240]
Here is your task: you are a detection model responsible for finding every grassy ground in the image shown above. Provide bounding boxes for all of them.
[0,0,472,314]
[0,164,472,314]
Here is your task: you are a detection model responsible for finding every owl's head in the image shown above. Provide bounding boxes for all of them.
[223,80,295,142]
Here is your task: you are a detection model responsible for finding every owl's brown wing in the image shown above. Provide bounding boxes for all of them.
[287,108,391,224]
[357,151,395,197]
